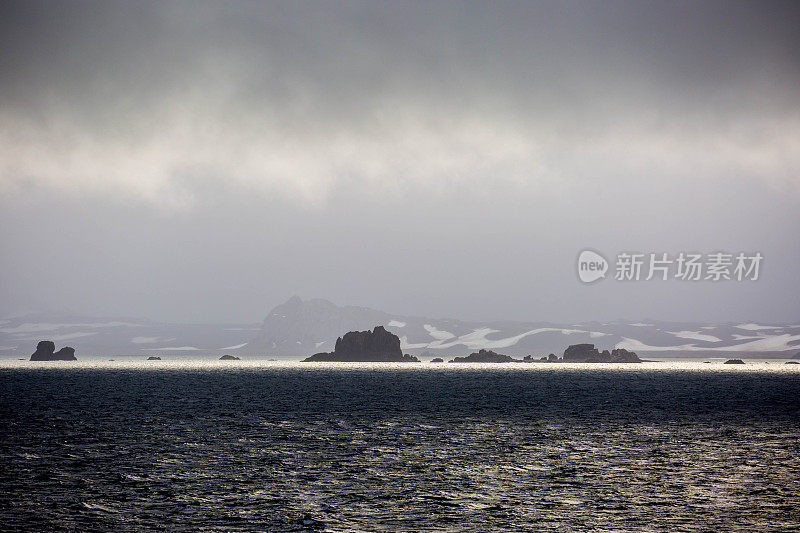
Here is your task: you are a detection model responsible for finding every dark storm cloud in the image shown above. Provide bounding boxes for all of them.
[2,1,798,200]
[3,2,799,101]
[0,1,798,323]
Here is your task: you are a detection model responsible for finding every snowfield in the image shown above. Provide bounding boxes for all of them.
[666,331,723,343]
[3,299,799,358]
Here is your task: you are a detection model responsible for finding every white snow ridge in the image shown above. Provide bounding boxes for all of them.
[667,331,722,343]
[735,323,782,331]
[423,324,455,340]
[219,343,248,350]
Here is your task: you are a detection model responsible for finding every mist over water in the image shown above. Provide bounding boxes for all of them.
[1,363,798,531]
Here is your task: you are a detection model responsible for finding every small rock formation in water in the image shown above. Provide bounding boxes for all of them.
[147,356,161,360]
[606,348,642,363]
[563,344,641,363]
[30,341,77,361]
[526,354,555,362]
[785,361,798,364]
[219,355,240,360]
[430,357,444,363]
[53,347,76,360]
[302,326,419,362]
[449,349,518,363]
[724,359,745,364]
[524,353,562,362]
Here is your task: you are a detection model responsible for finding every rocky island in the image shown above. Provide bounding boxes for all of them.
[561,344,642,363]
[449,349,518,363]
[446,344,642,363]
[220,355,240,360]
[301,333,644,364]
[30,341,77,361]
[302,326,419,362]
[524,353,560,362]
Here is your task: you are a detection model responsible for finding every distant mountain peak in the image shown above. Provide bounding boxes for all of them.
[252,297,391,357]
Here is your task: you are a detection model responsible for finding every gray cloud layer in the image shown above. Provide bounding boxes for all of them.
[1,1,798,323]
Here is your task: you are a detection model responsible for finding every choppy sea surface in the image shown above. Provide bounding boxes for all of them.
[1,360,798,532]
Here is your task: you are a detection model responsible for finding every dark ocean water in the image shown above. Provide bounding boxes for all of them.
[1,362,799,532]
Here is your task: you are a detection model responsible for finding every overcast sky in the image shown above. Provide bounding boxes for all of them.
[1,1,798,324]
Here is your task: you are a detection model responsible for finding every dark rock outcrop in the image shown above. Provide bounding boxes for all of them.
[430,357,444,363]
[30,341,77,361]
[219,355,240,360]
[526,354,556,362]
[608,348,642,363]
[30,341,55,360]
[53,347,75,360]
[449,349,518,363]
[147,356,161,360]
[724,359,745,364]
[563,344,641,363]
[302,326,419,362]
[563,344,600,362]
